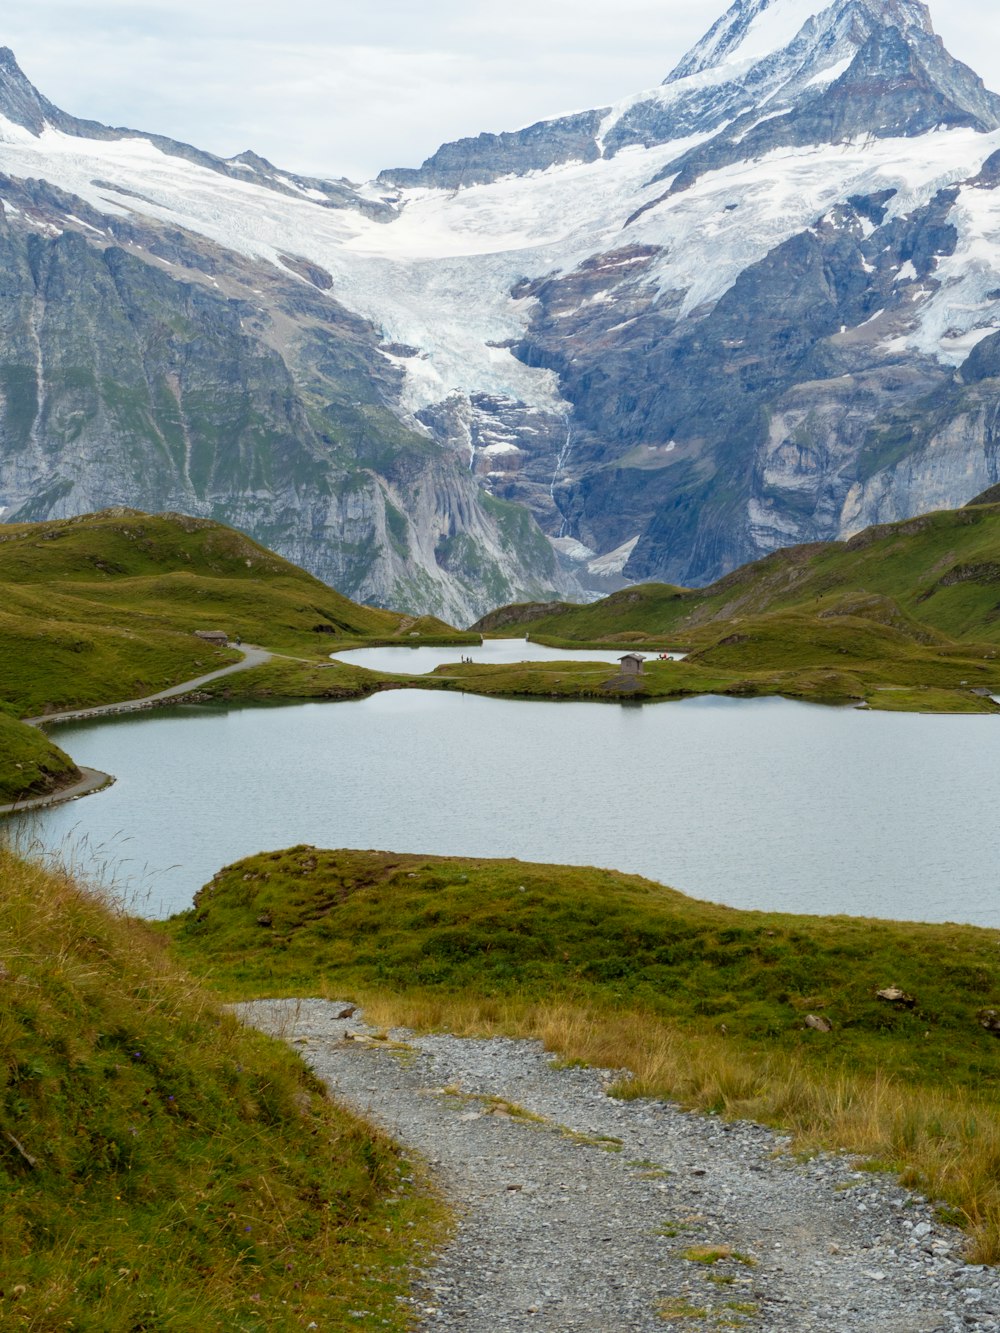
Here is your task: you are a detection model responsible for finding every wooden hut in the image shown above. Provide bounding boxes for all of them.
[618,653,646,677]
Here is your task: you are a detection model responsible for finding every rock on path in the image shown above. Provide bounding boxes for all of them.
[239,999,1000,1332]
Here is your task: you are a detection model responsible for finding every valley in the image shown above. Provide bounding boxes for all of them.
[5,0,1000,1327]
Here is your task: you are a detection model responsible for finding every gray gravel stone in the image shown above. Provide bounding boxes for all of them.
[237,999,1000,1332]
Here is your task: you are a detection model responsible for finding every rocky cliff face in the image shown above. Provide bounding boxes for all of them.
[0,174,565,623]
[4,1,1000,605]
[369,0,1000,589]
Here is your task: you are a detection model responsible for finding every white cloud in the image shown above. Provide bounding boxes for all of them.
[2,1,998,182]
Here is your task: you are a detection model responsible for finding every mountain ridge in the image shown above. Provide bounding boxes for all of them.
[381,0,1000,188]
[3,0,1000,609]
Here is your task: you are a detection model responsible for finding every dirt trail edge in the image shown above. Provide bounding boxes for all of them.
[0,646,272,817]
[25,645,272,727]
[240,999,1000,1333]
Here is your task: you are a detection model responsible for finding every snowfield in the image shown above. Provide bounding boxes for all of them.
[2,0,999,436]
[2,108,999,423]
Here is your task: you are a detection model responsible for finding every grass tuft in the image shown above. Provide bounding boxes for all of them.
[0,842,445,1329]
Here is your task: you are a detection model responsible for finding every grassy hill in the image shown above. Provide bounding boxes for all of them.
[0,709,79,806]
[0,507,464,717]
[167,845,1000,1261]
[459,501,1000,712]
[475,501,1000,649]
[0,844,442,1329]
[0,508,472,803]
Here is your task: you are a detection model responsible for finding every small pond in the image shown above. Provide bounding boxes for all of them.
[330,639,683,674]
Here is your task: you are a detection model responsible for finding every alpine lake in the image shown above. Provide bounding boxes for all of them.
[11,642,1000,926]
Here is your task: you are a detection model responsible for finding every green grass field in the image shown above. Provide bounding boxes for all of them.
[166,846,1000,1261]
[0,710,79,806]
[0,509,473,802]
[0,508,459,717]
[455,502,1000,714]
[475,501,1000,648]
[0,844,444,1329]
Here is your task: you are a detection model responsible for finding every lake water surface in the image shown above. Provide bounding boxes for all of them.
[13,691,1000,927]
[330,640,683,673]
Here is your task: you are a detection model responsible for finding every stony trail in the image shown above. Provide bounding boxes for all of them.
[24,644,272,727]
[0,646,273,817]
[240,999,1000,1333]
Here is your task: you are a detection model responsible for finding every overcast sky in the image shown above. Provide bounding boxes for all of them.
[4,1,1000,182]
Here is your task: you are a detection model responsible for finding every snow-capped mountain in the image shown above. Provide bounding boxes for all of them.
[3,0,1000,608]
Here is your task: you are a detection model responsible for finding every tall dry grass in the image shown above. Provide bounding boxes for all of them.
[359,991,1000,1262]
[0,844,446,1329]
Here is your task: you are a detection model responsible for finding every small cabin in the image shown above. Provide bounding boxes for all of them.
[619,653,646,677]
[195,630,230,647]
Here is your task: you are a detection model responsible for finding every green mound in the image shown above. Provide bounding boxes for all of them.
[475,502,1000,649]
[0,712,78,806]
[168,847,1000,1091]
[0,846,440,1329]
[463,504,1000,712]
[0,508,469,801]
[0,508,404,718]
[167,846,1000,1260]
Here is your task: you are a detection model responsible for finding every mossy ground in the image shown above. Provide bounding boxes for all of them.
[0,509,471,801]
[0,712,79,805]
[0,844,445,1330]
[165,847,1000,1260]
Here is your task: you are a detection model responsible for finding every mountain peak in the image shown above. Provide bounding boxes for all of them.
[667,0,934,84]
[381,0,984,189]
[0,45,53,134]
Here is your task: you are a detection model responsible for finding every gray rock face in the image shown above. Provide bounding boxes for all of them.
[355,0,1000,597]
[379,110,608,190]
[4,0,1000,608]
[508,176,999,586]
[0,179,568,623]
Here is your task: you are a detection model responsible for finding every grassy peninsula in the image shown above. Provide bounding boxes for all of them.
[0,508,473,804]
[0,709,79,806]
[197,499,1000,714]
[168,846,1000,1262]
[465,498,1000,712]
[0,844,443,1329]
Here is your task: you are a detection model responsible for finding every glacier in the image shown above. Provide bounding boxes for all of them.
[3,0,1000,602]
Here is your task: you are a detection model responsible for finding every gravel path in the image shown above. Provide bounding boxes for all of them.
[24,645,272,727]
[0,766,114,816]
[239,999,1000,1333]
[0,646,273,817]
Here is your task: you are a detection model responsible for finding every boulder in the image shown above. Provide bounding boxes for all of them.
[876,987,915,1007]
[805,1014,833,1033]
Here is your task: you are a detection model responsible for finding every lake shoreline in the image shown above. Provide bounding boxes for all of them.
[19,690,1000,927]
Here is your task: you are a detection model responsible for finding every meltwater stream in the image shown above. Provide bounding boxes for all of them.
[11,691,1000,926]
